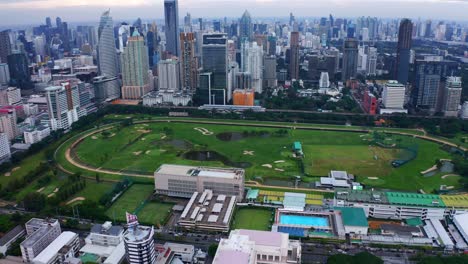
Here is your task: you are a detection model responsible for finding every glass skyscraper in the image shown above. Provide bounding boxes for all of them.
[164,0,180,57]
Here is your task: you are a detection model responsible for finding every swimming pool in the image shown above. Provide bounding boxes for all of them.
[279,214,329,227]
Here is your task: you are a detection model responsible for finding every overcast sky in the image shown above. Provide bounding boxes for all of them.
[0,0,467,26]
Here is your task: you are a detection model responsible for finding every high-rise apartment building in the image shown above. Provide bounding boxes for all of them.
[241,41,263,93]
[0,87,21,106]
[413,59,443,110]
[164,0,180,57]
[97,10,120,100]
[0,109,18,141]
[342,38,359,82]
[396,19,413,84]
[0,132,10,162]
[45,83,81,131]
[121,33,151,100]
[158,59,180,91]
[180,32,198,92]
[0,30,11,64]
[124,225,156,264]
[0,63,10,86]
[366,47,377,76]
[442,76,462,117]
[263,56,277,89]
[289,32,300,80]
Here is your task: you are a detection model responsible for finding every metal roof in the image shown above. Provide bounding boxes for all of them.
[335,207,368,227]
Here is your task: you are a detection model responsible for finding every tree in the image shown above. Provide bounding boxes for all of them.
[23,193,46,212]
[95,173,101,183]
[208,244,218,257]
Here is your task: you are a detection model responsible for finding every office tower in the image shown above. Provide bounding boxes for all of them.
[7,53,31,89]
[184,13,192,32]
[0,63,9,85]
[362,28,369,41]
[201,33,228,104]
[342,38,359,82]
[198,18,204,31]
[147,23,158,67]
[97,10,120,99]
[0,109,18,141]
[0,30,11,64]
[121,32,151,100]
[289,32,300,81]
[396,19,413,84]
[358,46,367,72]
[319,72,330,88]
[180,32,198,92]
[263,56,277,89]
[158,59,180,91]
[267,36,276,56]
[55,17,62,28]
[124,225,156,264]
[289,13,295,27]
[366,47,377,76]
[0,132,10,162]
[45,17,52,28]
[239,11,253,42]
[382,80,406,110]
[33,35,46,60]
[213,21,221,32]
[424,20,432,38]
[235,72,252,90]
[413,59,443,110]
[20,218,61,263]
[442,76,462,117]
[45,83,81,131]
[164,0,180,57]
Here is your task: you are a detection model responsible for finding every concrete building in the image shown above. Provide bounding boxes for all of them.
[180,32,198,92]
[289,32,300,81]
[334,207,369,236]
[442,76,462,117]
[123,225,156,264]
[0,109,19,140]
[263,56,277,89]
[453,213,468,244]
[21,218,61,263]
[32,231,80,264]
[381,80,407,114]
[366,47,377,76]
[80,222,125,264]
[121,33,151,100]
[158,59,180,91]
[0,132,11,162]
[201,33,228,105]
[45,82,82,131]
[213,229,301,264]
[233,89,254,106]
[164,0,180,57]
[23,126,50,144]
[154,164,245,199]
[241,41,263,93]
[342,38,359,82]
[155,242,203,264]
[0,63,10,85]
[178,189,237,232]
[0,87,21,106]
[462,101,468,119]
[0,226,25,255]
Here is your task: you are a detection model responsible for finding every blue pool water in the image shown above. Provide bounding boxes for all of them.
[280,215,329,227]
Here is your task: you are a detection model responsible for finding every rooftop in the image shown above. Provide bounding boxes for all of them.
[124,225,153,243]
[155,164,244,180]
[0,226,24,246]
[32,232,77,264]
[90,222,123,236]
[334,207,368,227]
[386,192,445,207]
[236,229,286,248]
[440,194,468,208]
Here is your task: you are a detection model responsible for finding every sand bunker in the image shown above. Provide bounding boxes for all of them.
[274,168,285,172]
[66,197,85,205]
[442,174,459,179]
[368,177,379,180]
[92,136,98,140]
[243,151,255,156]
[145,150,151,154]
[262,164,273,168]
[47,193,55,198]
[37,187,45,193]
[138,130,151,133]
[161,134,167,140]
[141,138,146,141]
[4,172,11,177]
[12,167,20,172]
[274,160,285,163]
[133,151,142,156]
[194,127,213,136]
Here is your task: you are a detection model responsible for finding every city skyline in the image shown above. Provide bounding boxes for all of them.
[1,0,468,26]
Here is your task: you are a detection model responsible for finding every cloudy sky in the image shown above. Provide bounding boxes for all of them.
[0,0,467,26]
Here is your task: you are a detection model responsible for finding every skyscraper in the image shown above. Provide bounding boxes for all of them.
[424,20,432,38]
[180,32,198,92]
[396,19,413,84]
[146,23,158,67]
[45,83,81,131]
[289,32,300,80]
[202,33,228,104]
[158,59,180,91]
[121,32,151,100]
[366,47,377,76]
[7,53,31,89]
[239,11,253,43]
[0,30,11,64]
[240,41,263,93]
[45,17,52,28]
[442,76,462,117]
[124,225,156,264]
[342,38,359,82]
[164,0,180,57]
[413,59,443,111]
[97,10,120,100]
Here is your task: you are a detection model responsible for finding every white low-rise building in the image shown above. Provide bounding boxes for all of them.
[32,231,80,264]
[213,229,301,264]
[80,222,125,264]
[453,213,468,244]
[24,126,51,144]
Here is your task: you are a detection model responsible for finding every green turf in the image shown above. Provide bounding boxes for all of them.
[61,119,459,192]
[232,207,273,231]
[137,202,173,226]
[70,180,114,203]
[106,184,155,223]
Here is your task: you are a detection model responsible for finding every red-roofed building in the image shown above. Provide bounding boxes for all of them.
[363,92,377,115]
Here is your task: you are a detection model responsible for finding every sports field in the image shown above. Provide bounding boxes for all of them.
[105,184,171,225]
[67,121,455,192]
[232,207,273,231]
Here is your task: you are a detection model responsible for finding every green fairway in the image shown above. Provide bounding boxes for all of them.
[232,207,273,231]
[71,180,115,203]
[65,121,457,192]
[138,202,173,226]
